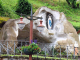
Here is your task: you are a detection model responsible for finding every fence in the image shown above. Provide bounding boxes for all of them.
[0,40,80,60]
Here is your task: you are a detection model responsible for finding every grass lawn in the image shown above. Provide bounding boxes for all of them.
[1,54,78,60]
[1,0,19,19]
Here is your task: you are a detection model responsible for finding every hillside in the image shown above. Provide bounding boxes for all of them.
[0,0,80,31]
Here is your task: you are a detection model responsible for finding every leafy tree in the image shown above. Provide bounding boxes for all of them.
[66,0,79,8]
[0,1,4,16]
[16,0,31,15]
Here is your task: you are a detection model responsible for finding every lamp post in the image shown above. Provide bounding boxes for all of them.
[17,5,44,60]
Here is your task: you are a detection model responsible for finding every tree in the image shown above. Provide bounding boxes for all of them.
[0,1,4,16]
[66,0,79,8]
[16,0,31,15]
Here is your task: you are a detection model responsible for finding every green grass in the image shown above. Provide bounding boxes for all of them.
[0,0,80,30]
[1,0,19,19]
[1,54,76,60]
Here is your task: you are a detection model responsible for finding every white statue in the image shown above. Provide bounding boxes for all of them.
[48,16,52,29]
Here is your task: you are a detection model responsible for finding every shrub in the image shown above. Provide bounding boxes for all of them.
[0,17,9,29]
[66,0,79,8]
[73,26,80,31]
[39,51,45,55]
[16,0,31,15]
[15,48,21,54]
[0,17,9,23]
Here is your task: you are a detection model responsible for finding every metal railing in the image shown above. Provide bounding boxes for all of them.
[0,40,80,60]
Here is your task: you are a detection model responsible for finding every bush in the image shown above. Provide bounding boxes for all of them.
[39,51,45,55]
[0,17,9,23]
[0,17,9,29]
[16,0,31,15]
[66,0,79,8]
[74,26,80,31]
[15,48,21,54]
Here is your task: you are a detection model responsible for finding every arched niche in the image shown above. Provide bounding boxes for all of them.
[46,12,54,29]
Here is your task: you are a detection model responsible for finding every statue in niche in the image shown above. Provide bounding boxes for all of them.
[46,13,53,30]
[48,16,52,29]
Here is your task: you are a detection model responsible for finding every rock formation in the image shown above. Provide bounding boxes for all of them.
[0,6,79,54]
[33,6,79,53]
